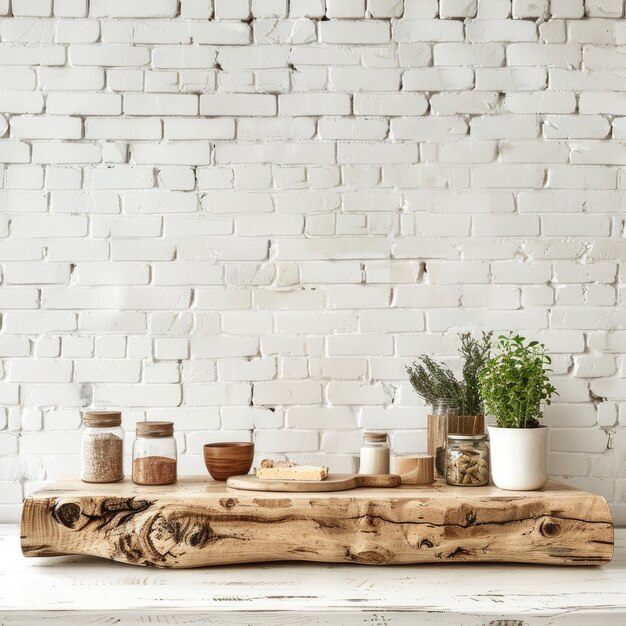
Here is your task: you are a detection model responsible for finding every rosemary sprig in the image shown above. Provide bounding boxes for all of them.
[406,331,493,416]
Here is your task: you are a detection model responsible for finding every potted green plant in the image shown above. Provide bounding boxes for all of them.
[479,334,557,491]
[407,332,491,475]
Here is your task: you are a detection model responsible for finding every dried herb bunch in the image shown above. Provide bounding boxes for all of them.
[407,331,493,416]
[479,334,558,429]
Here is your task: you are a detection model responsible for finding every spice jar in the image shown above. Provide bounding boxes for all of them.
[427,399,458,477]
[446,434,490,487]
[132,421,177,485]
[358,432,390,475]
[81,411,124,483]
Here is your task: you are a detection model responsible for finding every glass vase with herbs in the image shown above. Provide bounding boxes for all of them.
[406,332,492,477]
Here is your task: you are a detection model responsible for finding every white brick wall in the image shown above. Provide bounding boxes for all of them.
[0,0,625,525]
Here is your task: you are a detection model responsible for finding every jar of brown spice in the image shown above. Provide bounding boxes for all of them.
[81,411,124,483]
[132,421,177,486]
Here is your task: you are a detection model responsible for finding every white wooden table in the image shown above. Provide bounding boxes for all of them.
[1,525,625,625]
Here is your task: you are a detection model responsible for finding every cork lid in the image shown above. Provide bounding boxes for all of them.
[83,411,122,427]
[136,421,174,438]
[363,431,387,443]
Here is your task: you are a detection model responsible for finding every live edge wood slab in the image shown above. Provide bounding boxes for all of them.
[21,477,613,568]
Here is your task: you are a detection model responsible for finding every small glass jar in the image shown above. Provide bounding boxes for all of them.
[428,399,458,477]
[132,421,177,485]
[81,411,124,483]
[358,432,390,475]
[446,434,490,487]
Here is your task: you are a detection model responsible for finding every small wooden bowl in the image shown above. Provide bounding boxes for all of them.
[203,442,254,481]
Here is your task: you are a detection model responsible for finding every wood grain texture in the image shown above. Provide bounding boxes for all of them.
[20,477,613,568]
[4,525,626,625]
[395,455,434,485]
[226,473,401,492]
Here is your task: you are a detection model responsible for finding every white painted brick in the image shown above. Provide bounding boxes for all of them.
[554,261,617,283]
[393,19,464,42]
[90,0,178,17]
[391,116,468,141]
[539,20,566,43]
[474,214,540,235]
[440,0,477,18]
[251,0,286,17]
[132,142,210,165]
[585,0,623,18]
[218,142,334,165]
[200,94,276,116]
[440,138,497,163]
[0,44,64,65]
[543,115,610,139]
[403,68,474,90]
[253,18,315,44]
[321,20,389,43]
[354,93,427,116]
[542,214,610,236]
[124,94,198,116]
[430,91,499,114]
[56,19,100,43]
[550,0,583,18]
[470,114,539,139]
[569,20,615,45]
[184,382,251,406]
[85,118,161,140]
[512,0,547,17]
[569,141,626,165]
[70,44,149,67]
[583,45,626,68]
[181,0,214,19]
[12,0,52,16]
[434,42,504,66]
[5,165,43,190]
[475,67,547,90]
[467,19,537,42]
[326,0,364,18]
[397,42,432,66]
[507,43,581,67]
[47,93,120,117]
[94,383,180,407]
[214,0,249,19]
[279,93,350,116]
[55,0,88,17]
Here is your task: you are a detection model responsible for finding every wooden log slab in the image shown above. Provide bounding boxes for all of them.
[21,477,613,568]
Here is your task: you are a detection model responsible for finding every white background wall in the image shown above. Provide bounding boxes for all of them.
[0,0,625,524]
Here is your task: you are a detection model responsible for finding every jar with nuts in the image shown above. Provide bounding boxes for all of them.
[446,434,490,487]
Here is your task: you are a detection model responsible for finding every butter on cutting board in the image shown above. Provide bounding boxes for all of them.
[256,459,329,481]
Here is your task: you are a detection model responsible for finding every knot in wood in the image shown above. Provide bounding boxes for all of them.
[540,520,562,537]
[346,549,391,565]
[219,498,237,509]
[52,501,82,528]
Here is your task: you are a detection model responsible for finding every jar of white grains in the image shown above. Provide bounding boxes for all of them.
[81,411,124,483]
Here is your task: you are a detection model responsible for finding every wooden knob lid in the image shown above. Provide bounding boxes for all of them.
[395,455,434,485]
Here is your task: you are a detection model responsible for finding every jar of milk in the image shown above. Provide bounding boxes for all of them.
[358,432,390,475]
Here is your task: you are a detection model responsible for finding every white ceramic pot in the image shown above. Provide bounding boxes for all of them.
[488,425,549,491]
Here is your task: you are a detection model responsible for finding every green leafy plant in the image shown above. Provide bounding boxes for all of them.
[479,334,558,429]
[407,332,492,415]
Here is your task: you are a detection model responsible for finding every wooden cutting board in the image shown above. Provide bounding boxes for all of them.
[226,473,401,492]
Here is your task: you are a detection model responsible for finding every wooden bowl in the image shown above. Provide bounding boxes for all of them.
[203,442,254,481]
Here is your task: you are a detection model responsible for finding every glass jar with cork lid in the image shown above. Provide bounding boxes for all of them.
[81,411,124,483]
[132,421,177,486]
[358,431,390,475]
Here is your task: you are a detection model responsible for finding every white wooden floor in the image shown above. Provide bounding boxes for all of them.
[1,525,625,625]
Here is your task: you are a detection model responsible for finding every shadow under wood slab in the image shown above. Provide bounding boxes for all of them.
[20,477,613,568]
